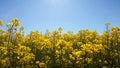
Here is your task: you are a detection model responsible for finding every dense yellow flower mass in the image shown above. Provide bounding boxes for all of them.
[0,18,120,68]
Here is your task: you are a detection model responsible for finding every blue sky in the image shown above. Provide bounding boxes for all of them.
[0,0,120,34]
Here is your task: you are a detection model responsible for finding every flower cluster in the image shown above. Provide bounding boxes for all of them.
[0,19,120,68]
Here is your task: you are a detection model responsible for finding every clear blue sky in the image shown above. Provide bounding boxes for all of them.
[0,0,120,34]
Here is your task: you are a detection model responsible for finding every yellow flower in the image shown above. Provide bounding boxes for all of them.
[69,54,75,60]
[75,51,83,56]
[104,60,108,64]
[39,62,46,68]
[1,59,6,67]
[1,60,6,64]
[76,61,80,64]
[12,18,20,27]
[86,58,92,64]
[102,66,107,68]
[55,50,59,55]
[58,26,62,32]
[77,42,83,46]
[94,48,99,53]
[20,26,24,31]
[17,56,20,59]
[0,20,3,26]
[98,59,102,63]
[36,61,40,64]
[6,23,11,27]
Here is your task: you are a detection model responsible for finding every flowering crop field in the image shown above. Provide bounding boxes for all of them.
[0,18,120,68]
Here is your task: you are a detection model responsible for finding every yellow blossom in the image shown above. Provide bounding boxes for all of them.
[36,61,40,64]
[0,20,3,26]
[104,60,108,64]
[39,62,46,68]
[12,18,20,27]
